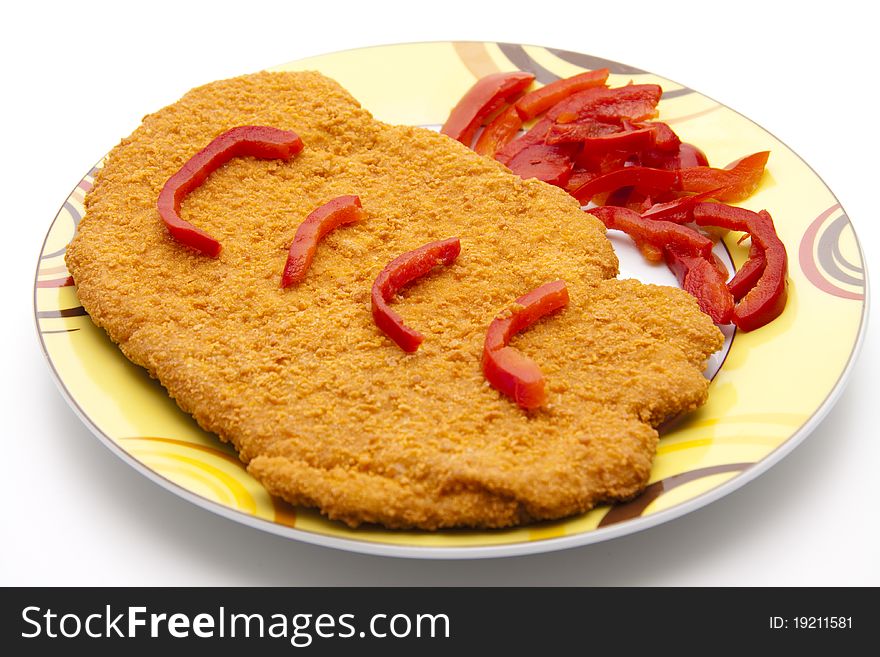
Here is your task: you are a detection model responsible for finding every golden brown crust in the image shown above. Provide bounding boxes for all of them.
[66,71,723,529]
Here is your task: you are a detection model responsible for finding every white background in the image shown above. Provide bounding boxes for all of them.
[3,1,877,585]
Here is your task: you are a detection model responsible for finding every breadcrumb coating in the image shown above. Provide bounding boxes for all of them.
[66,71,723,529]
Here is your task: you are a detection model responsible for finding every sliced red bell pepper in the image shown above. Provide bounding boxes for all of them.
[494,116,553,166]
[473,69,612,157]
[640,188,723,223]
[564,167,598,196]
[549,84,663,124]
[514,68,609,121]
[639,142,709,170]
[482,280,569,409]
[693,203,787,331]
[547,121,653,149]
[587,205,714,262]
[505,142,578,187]
[371,237,461,352]
[678,143,710,167]
[549,120,680,157]
[664,247,733,324]
[679,151,769,202]
[570,166,681,205]
[574,148,631,176]
[727,242,765,301]
[632,121,681,152]
[440,72,535,148]
[498,85,661,170]
[604,186,643,210]
[280,195,365,288]
[157,125,304,257]
[473,106,523,156]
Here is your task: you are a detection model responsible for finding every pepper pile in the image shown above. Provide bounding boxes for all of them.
[442,71,788,332]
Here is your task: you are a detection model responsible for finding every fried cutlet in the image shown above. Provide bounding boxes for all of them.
[65,71,723,529]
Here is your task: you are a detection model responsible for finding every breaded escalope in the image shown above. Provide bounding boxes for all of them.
[65,71,723,529]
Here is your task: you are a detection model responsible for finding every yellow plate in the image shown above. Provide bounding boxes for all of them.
[34,42,868,558]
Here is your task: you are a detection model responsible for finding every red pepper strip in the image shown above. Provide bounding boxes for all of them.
[603,187,656,215]
[280,195,365,288]
[549,84,663,124]
[588,205,714,262]
[473,106,523,156]
[495,116,553,166]
[679,151,769,202]
[440,72,535,148]
[570,166,681,205]
[639,142,709,170]
[547,121,653,150]
[640,188,723,223]
[550,120,680,154]
[157,125,304,257]
[564,167,597,196]
[604,185,639,208]
[505,142,577,187]
[548,118,621,143]
[631,121,681,152]
[679,143,710,167]
[514,69,609,121]
[371,237,461,352]
[482,280,569,409]
[664,247,734,324]
[565,150,634,198]
[693,203,787,331]
[574,147,631,175]
[708,251,731,280]
[727,243,765,301]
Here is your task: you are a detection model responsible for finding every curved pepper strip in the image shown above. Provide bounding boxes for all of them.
[638,142,709,170]
[514,68,609,121]
[482,280,569,410]
[632,121,681,152]
[727,242,765,301]
[587,205,714,262]
[679,151,769,202]
[604,186,651,213]
[564,168,599,196]
[440,72,535,148]
[549,84,662,124]
[693,203,787,331]
[640,188,723,223]
[570,166,681,205]
[571,150,631,183]
[371,237,461,352]
[547,120,651,148]
[664,247,733,324]
[495,116,553,166]
[505,142,578,187]
[157,126,304,257]
[280,195,365,288]
[474,106,523,156]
